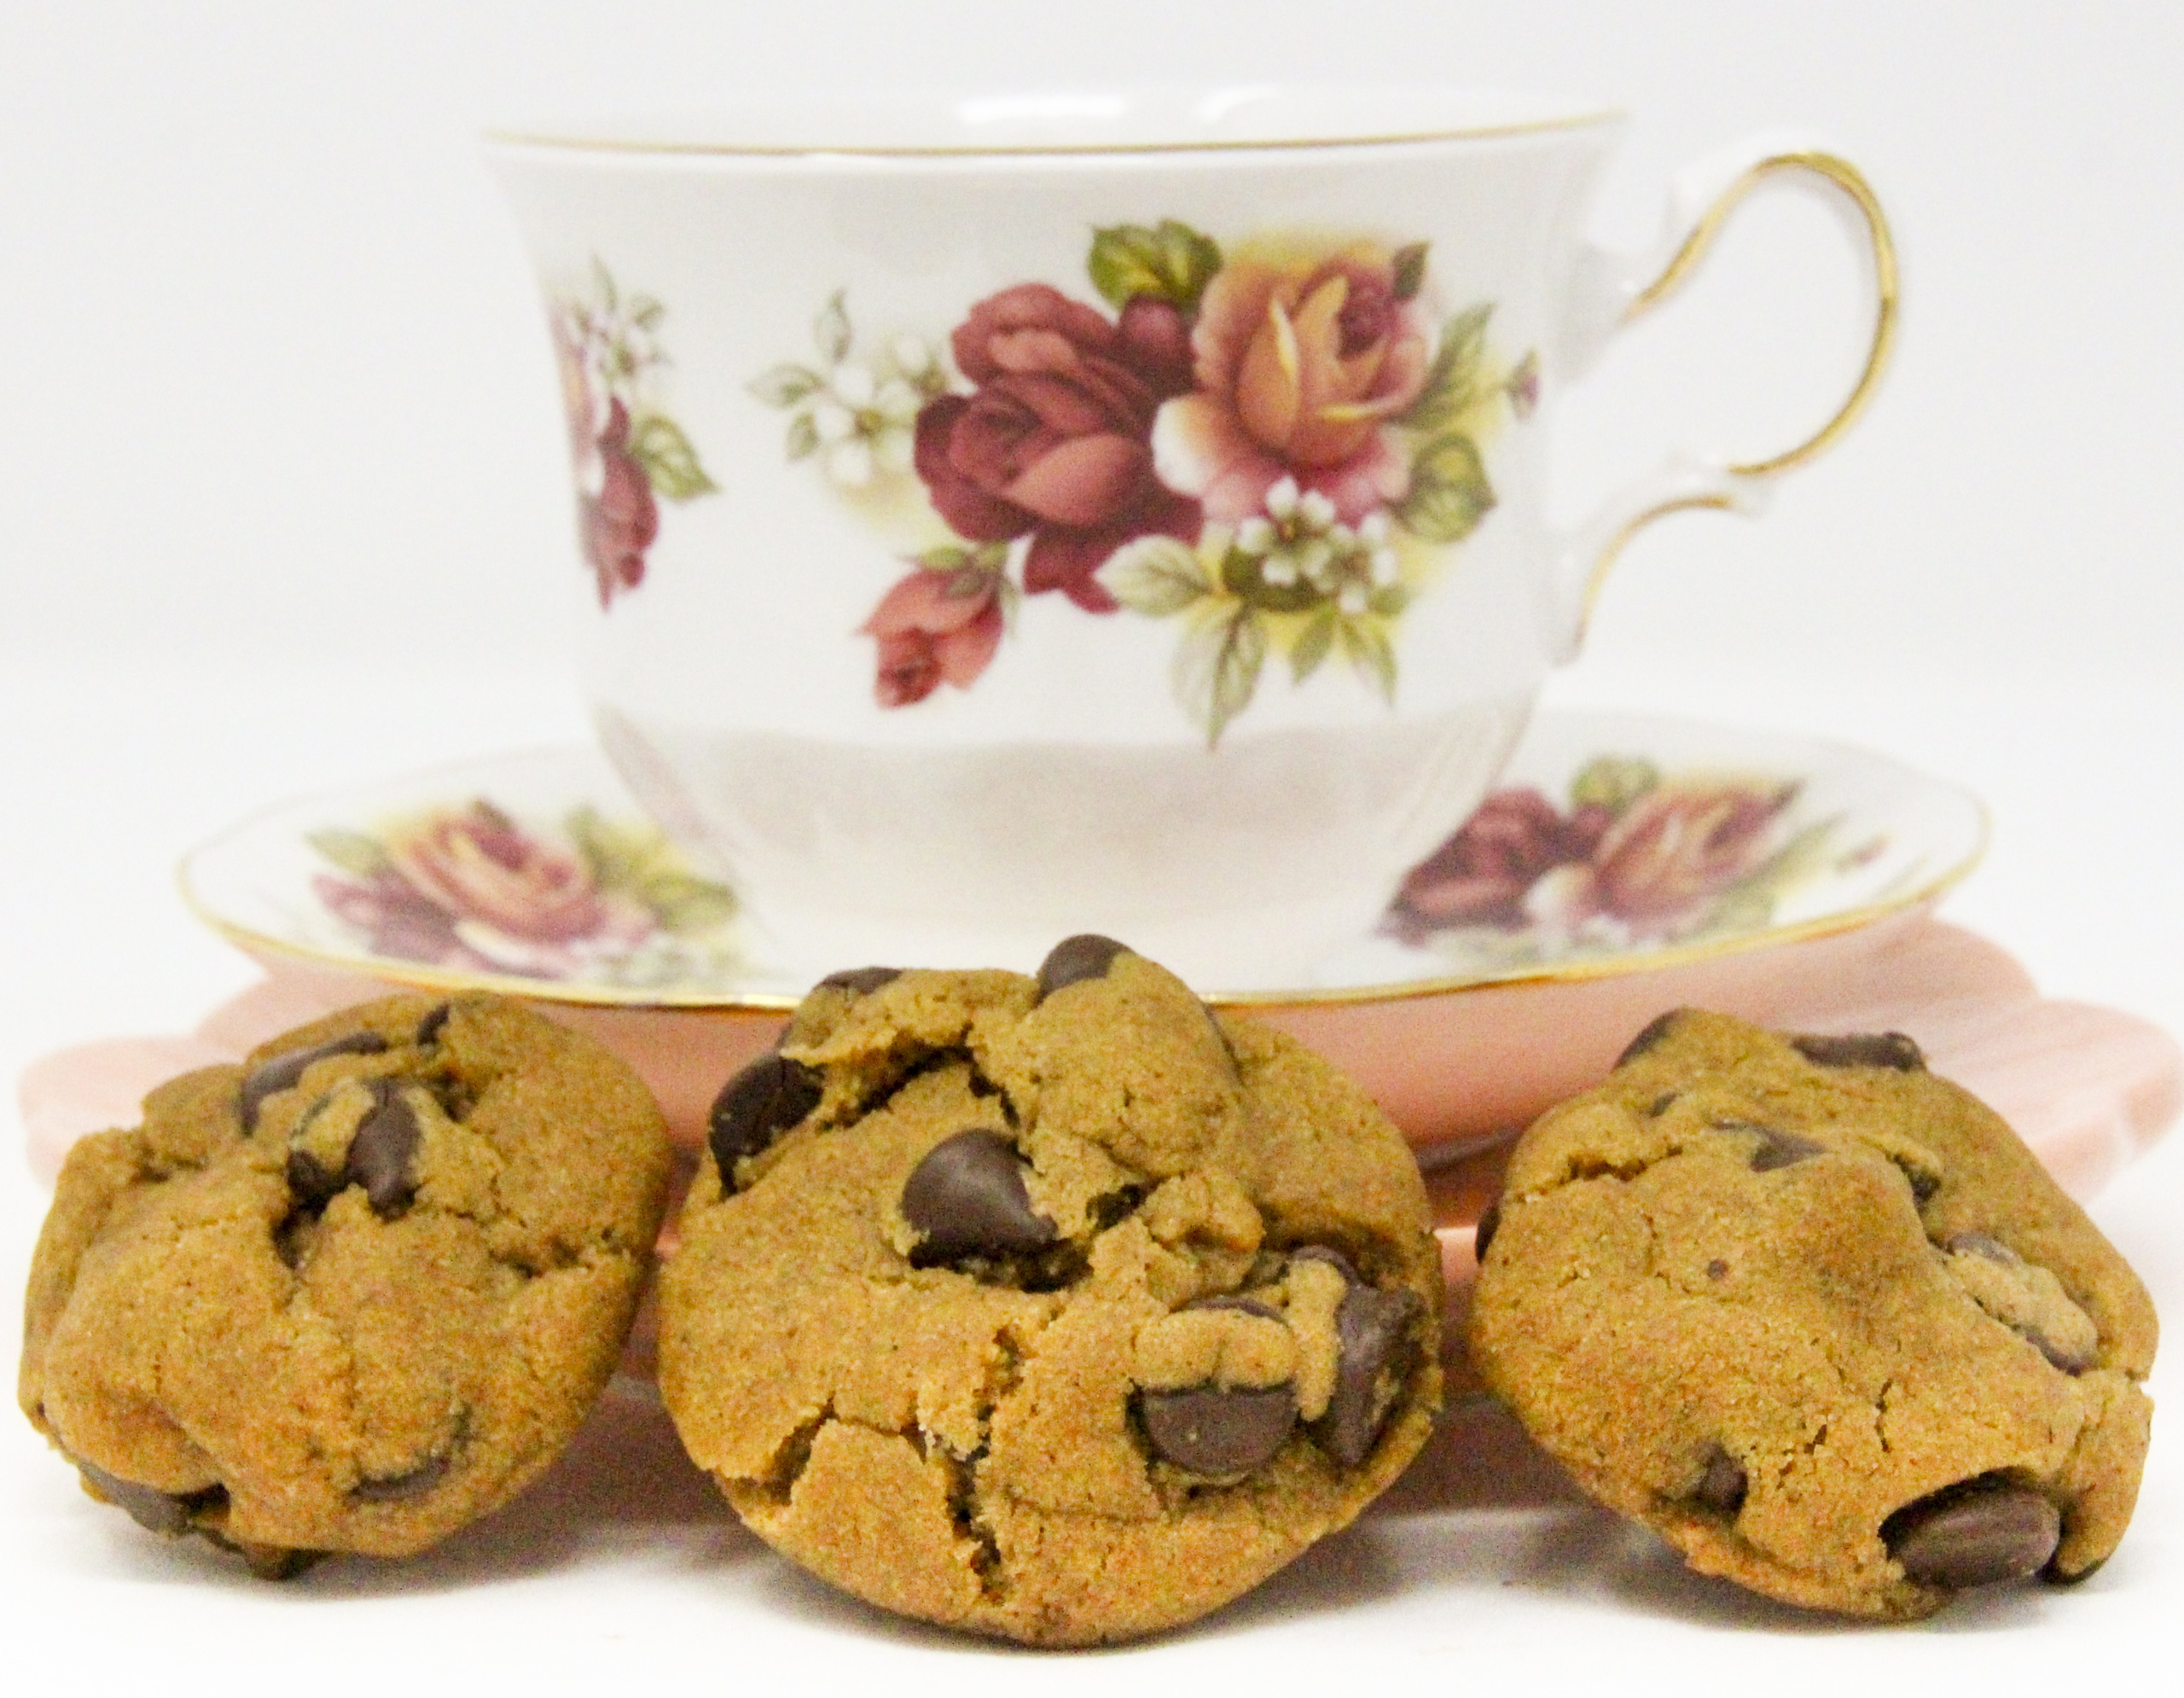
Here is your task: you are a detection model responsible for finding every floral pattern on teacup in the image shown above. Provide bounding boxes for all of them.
[307,799,741,988]
[1385,754,1883,962]
[752,222,1536,743]
[553,260,717,608]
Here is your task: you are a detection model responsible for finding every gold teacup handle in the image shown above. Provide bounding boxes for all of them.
[1551,132,1900,659]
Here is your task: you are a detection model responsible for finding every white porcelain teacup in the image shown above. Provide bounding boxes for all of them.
[488,88,1895,987]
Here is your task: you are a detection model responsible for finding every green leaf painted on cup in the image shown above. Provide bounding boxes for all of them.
[1175,602,1268,747]
[1570,755,1660,816]
[1400,304,1495,435]
[749,363,823,408]
[1101,536,1217,618]
[1391,241,1431,302]
[1288,608,1339,683]
[1337,619,1398,703]
[308,827,392,879]
[628,413,718,500]
[1397,432,1496,544]
[1087,220,1223,312]
[814,290,853,363]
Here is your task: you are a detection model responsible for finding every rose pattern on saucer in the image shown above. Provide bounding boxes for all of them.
[751,223,1536,741]
[553,260,717,608]
[307,799,742,989]
[1385,754,1884,962]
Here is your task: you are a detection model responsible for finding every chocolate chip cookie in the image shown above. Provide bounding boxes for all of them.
[1468,1009,2158,1619]
[658,939,1442,1645]
[20,993,672,1573]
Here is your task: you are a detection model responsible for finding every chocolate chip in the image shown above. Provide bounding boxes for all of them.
[1614,1010,1683,1067]
[1884,1476,2060,1590]
[414,1003,452,1046]
[1139,1384,1296,1476]
[902,1130,1057,1265]
[1288,1244,1362,1282]
[284,1148,345,1209]
[815,966,903,996]
[1035,933,1130,1000]
[1692,1447,1748,1515]
[708,1054,822,1176]
[74,1461,220,1538]
[239,1032,389,1129]
[1646,1091,1679,1117]
[1724,1122,1828,1172]
[351,1450,452,1503]
[1473,1199,1501,1264]
[1792,1031,1926,1072]
[1944,1230,2016,1264]
[347,1081,421,1217]
[1327,1282,1421,1467]
[1706,1258,1729,1280]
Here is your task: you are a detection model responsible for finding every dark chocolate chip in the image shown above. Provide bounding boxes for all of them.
[708,1054,823,1176]
[414,1003,452,1046]
[351,1449,452,1503]
[902,1130,1057,1265]
[1472,1199,1501,1264]
[1646,1091,1679,1117]
[1614,1010,1683,1067]
[815,966,903,996]
[1883,1476,2061,1590]
[1287,1244,1362,1283]
[284,1148,345,1210]
[1691,1447,1749,1515]
[1139,1384,1296,1476]
[239,1032,390,1129]
[1706,1258,1730,1281]
[347,1080,421,1217]
[1726,1122,1829,1172]
[1324,1281,1423,1468]
[1944,1230,2017,1265]
[2024,1328,2096,1375]
[1792,1031,1926,1072]
[74,1462,217,1538]
[1035,933,1130,1000]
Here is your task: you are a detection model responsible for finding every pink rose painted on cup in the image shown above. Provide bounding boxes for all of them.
[549,262,717,610]
[1387,759,1812,953]
[860,564,1008,708]
[1560,778,1797,936]
[755,223,1529,741]
[913,283,1202,611]
[308,797,738,985]
[1153,247,1432,526]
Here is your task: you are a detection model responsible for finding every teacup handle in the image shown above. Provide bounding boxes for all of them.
[1548,131,1900,660]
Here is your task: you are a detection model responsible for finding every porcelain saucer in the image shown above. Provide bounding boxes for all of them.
[178,708,1986,1008]
[173,710,1989,1148]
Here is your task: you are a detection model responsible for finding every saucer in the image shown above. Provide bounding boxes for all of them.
[177,709,1987,1009]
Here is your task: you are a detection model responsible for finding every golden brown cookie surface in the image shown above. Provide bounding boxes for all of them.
[1468,1009,2158,1619]
[658,940,1442,1646]
[20,993,672,1572]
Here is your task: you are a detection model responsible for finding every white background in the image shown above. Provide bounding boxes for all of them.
[3,3,2180,1689]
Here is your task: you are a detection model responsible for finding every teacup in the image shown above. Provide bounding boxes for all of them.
[487,88,1895,986]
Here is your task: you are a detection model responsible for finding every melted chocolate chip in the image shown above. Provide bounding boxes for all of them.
[1792,1032,1926,1072]
[1139,1384,1296,1476]
[1883,1476,2061,1589]
[1473,1199,1501,1264]
[1944,1230,2016,1264]
[815,966,903,996]
[708,1054,823,1178]
[347,1081,421,1217]
[414,1003,452,1046]
[239,1032,389,1129]
[1726,1122,1828,1172]
[902,1130,1057,1265]
[75,1461,222,1538]
[1035,934,1130,1001]
[1190,1294,1283,1321]
[1614,1010,1683,1068]
[1324,1281,1422,1467]
[284,1148,345,1209]
[1692,1447,1749,1515]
